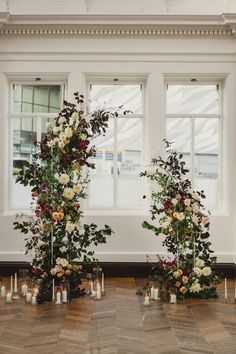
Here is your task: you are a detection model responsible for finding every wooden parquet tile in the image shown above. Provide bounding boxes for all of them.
[0,278,235,354]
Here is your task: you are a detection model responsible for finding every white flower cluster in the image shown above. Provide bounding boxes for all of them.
[46,110,83,149]
[193,259,212,277]
[65,221,84,234]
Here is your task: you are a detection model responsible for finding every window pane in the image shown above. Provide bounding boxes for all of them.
[167,118,191,168]
[117,118,142,207]
[12,85,62,113]
[194,118,219,207]
[88,120,114,207]
[11,117,37,209]
[90,84,142,114]
[167,85,219,114]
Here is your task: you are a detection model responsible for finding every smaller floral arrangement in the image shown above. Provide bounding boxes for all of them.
[50,257,82,279]
[151,256,219,300]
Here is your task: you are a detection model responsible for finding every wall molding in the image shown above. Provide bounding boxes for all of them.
[0,261,235,278]
[0,14,236,39]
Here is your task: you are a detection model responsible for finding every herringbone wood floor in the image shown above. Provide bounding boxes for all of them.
[0,278,236,354]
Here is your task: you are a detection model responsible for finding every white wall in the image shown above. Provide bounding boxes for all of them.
[0,35,236,263]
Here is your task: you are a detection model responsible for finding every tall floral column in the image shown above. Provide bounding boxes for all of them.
[14,93,116,302]
[141,140,220,299]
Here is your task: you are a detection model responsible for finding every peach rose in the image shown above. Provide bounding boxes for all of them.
[52,212,60,221]
[180,286,188,294]
[182,276,188,284]
[175,281,181,288]
[65,269,71,276]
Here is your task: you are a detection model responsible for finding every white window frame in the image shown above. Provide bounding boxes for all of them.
[85,76,147,216]
[5,77,66,214]
[164,76,226,214]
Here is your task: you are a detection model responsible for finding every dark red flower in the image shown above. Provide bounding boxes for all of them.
[79,141,87,149]
[143,195,146,199]
[164,199,173,210]
[77,203,81,209]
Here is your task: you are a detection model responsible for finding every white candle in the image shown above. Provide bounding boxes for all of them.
[56,292,61,304]
[10,275,13,294]
[144,295,150,305]
[101,273,105,294]
[31,295,37,305]
[153,288,159,300]
[170,294,177,304]
[21,284,28,296]
[14,273,18,293]
[6,292,12,303]
[0,285,6,297]
[26,292,32,303]
[96,282,101,299]
[224,278,228,299]
[150,286,154,299]
[52,279,55,300]
[90,280,94,293]
[235,279,236,300]
[33,287,39,296]
[62,290,67,303]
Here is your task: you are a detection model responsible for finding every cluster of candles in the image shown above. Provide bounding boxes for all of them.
[143,285,160,306]
[0,273,39,305]
[143,285,177,305]
[52,279,69,304]
[89,273,105,300]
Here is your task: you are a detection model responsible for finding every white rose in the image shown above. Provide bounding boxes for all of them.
[55,264,62,271]
[73,182,82,194]
[71,112,80,121]
[65,221,75,233]
[171,198,178,206]
[184,199,191,207]
[58,173,69,185]
[202,216,209,225]
[192,214,199,225]
[60,258,68,267]
[59,132,67,142]
[63,187,75,200]
[190,282,201,293]
[58,116,66,124]
[195,259,205,268]
[64,127,73,138]
[162,221,170,228]
[192,192,201,201]
[59,246,68,253]
[202,266,212,276]
[58,141,65,149]
[192,203,200,213]
[56,257,62,265]
[193,267,202,277]
[53,126,60,134]
[46,122,52,128]
[176,212,185,221]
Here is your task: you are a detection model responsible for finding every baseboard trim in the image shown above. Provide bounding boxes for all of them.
[0,261,235,278]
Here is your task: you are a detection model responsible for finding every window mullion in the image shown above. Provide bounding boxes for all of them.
[113,117,118,208]
[191,117,195,189]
